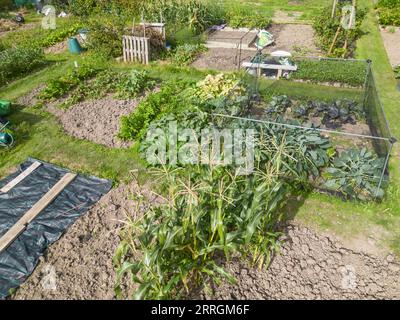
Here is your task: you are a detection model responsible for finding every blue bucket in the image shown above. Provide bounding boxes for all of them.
[68,37,82,54]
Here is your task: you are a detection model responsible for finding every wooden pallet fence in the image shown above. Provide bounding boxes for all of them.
[123,35,150,64]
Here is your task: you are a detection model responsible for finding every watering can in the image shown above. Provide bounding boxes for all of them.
[0,122,14,148]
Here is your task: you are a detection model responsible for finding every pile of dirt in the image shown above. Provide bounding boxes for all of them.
[47,94,148,148]
[0,19,19,32]
[13,182,157,300]
[45,40,68,55]
[201,224,400,300]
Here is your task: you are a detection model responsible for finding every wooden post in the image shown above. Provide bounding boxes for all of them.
[331,0,338,18]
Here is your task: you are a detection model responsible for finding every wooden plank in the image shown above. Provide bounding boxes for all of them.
[140,38,144,63]
[242,62,298,71]
[0,173,77,253]
[133,37,137,62]
[144,38,149,65]
[0,161,42,193]
[277,69,283,79]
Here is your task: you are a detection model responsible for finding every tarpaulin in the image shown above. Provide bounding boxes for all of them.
[0,158,112,298]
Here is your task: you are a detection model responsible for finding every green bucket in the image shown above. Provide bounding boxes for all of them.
[68,37,83,54]
[0,100,11,117]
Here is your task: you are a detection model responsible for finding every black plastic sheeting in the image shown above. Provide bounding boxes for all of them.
[0,158,112,298]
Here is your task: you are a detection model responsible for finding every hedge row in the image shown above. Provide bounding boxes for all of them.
[0,47,46,87]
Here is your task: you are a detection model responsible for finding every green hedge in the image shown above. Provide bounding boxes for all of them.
[0,47,46,87]
[291,59,367,87]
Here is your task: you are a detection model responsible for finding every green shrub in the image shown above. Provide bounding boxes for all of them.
[119,80,194,141]
[0,0,14,12]
[39,62,101,101]
[378,7,400,26]
[291,59,367,87]
[324,148,385,200]
[68,0,98,16]
[377,0,400,8]
[0,47,45,87]
[171,44,206,65]
[86,14,126,58]
[395,65,400,79]
[313,5,366,57]
[228,12,272,29]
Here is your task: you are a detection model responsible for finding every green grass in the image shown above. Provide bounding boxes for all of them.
[0,108,145,183]
[0,54,147,184]
[218,0,331,21]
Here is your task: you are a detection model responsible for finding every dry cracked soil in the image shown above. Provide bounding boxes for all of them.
[13,182,400,300]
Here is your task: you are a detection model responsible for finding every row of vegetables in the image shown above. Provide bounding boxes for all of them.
[114,73,386,299]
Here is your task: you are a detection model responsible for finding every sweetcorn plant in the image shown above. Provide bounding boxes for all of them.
[115,157,289,299]
[115,114,332,299]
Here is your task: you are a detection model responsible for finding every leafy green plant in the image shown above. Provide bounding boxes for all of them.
[376,0,400,26]
[291,59,367,87]
[115,110,332,299]
[171,44,207,65]
[115,70,156,99]
[119,79,194,141]
[86,14,126,58]
[395,65,400,79]
[265,95,292,117]
[39,63,101,101]
[378,7,400,26]
[377,0,400,8]
[324,148,386,200]
[292,99,364,128]
[313,4,367,57]
[227,12,271,29]
[0,47,45,87]
[194,73,247,101]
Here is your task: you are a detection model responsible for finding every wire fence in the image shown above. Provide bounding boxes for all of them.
[216,57,396,201]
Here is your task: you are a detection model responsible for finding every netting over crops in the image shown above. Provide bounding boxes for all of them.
[213,57,395,201]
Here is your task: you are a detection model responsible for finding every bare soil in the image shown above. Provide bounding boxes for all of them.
[207,30,257,46]
[201,224,400,300]
[47,94,149,148]
[0,21,36,37]
[13,182,157,300]
[192,48,255,72]
[45,40,68,55]
[273,11,303,24]
[380,26,400,67]
[192,23,320,71]
[13,210,400,299]
[266,24,321,56]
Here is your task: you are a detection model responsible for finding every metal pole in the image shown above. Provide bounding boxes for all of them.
[375,141,394,198]
[211,113,391,142]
